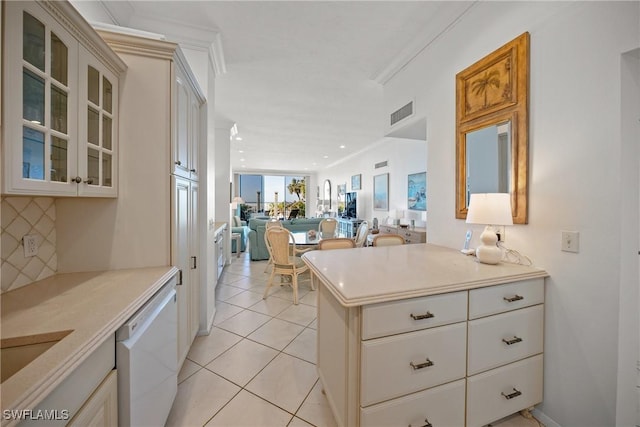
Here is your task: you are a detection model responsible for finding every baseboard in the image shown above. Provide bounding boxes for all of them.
[197,308,216,336]
[532,408,562,427]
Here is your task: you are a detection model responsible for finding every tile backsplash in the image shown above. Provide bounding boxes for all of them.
[1,197,57,293]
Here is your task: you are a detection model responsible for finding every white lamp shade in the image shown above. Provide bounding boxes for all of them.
[466,193,513,226]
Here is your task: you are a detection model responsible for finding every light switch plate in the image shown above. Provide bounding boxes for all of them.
[561,231,579,253]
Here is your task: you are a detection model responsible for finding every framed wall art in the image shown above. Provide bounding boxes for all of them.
[351,174,361,190]
[408,172,426,211]
[373,173,389,211]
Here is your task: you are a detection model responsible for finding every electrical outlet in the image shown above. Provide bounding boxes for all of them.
[561,231,579,253]
[23,234,38,257]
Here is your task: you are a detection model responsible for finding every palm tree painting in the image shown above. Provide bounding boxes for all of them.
[471,70,501,109]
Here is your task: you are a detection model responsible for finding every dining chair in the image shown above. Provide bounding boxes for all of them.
[318,218,338,238]
[372,234,406,246]
[263,227,314,305]
[318,238,356,250]
[353,221,369,248]
[264,219,284,272]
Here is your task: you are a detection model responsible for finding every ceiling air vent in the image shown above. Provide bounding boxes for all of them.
[375,161,388,169]
[390,101,413,126]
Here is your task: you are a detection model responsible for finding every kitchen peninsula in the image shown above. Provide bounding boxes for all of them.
[302,243,548,427]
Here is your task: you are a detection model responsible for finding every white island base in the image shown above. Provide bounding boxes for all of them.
[303,243,548,427]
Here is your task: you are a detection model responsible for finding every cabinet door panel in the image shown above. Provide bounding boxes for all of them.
[3,1,78,196]
[361,322,466,406]
[172,176,191,365]
[189,93,200,181]
[68,370,117,427]
[172,69,191,179]
[77,47,118,197]
[189,181,199,338]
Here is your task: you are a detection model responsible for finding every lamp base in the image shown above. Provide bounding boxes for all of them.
[475,226,502,265]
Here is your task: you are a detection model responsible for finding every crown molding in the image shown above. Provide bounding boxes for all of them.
[95,29,179,61]
[370,1,477,85]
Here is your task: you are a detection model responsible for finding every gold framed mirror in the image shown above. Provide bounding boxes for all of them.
[455,32,529,224]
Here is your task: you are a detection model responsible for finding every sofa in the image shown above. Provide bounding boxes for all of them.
[248,217,324,260]
[231,216,250,253]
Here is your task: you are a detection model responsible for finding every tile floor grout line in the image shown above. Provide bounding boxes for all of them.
[176,253,325,426]
[192,322,318,425]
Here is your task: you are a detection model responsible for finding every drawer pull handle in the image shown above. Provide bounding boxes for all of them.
[501,388,522,400]
[410,311,434,321]
[409,358,434,370]
[502,336,523,345]
[503,294,524,303]
[408,419,432,427]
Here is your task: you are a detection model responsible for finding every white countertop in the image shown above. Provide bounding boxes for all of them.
[302,243,547,307]
[213,222,228,234]
[0,266,178,418]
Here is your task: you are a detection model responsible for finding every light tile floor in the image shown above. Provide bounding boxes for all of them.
[166,251,545,427]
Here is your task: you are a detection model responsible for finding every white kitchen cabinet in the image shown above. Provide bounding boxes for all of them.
[173,67,200,181]
[20,336,115,427]
[305,244,547,427]
[189,181,200,340]
[68,370,118,427]
[171,174,199,366]
[2,1,125,197]
[215,224,227,280]
[95,30,206,368]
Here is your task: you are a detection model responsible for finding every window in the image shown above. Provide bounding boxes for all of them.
[239,174,307,218]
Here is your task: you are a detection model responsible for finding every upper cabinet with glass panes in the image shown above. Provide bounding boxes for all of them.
[2,1,126,197]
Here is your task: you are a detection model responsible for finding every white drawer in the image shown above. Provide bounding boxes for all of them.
[362,291,467,340]
[469,278,544,319]
[360,379,465,427]
[466,354,543,427]
[468,305,544,375]
[361,322,466,406]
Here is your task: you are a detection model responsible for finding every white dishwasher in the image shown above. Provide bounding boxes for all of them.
[116,277,178,427]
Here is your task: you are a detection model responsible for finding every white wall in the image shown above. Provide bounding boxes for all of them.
[384,2,639,426]
[317,138,427,226]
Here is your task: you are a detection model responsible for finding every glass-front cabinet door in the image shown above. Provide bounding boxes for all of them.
[77,47,118,197]
[3,2,79,196]
[2,1,119,197]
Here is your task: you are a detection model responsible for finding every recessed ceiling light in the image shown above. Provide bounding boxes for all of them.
[241,165,246,168]
[323,155,328,159]
[240,158,245,162]
[236,137,243,141]
[339,145,345,149]
[239,150,244,153]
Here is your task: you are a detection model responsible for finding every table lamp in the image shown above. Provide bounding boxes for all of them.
[466,193,513,264]
[232,196,244,218]
[388,209,397,225]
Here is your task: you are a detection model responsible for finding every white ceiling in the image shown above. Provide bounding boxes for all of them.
[80,1,474,173]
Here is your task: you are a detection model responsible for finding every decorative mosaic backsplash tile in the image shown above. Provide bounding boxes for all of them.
[1,197,57,293]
